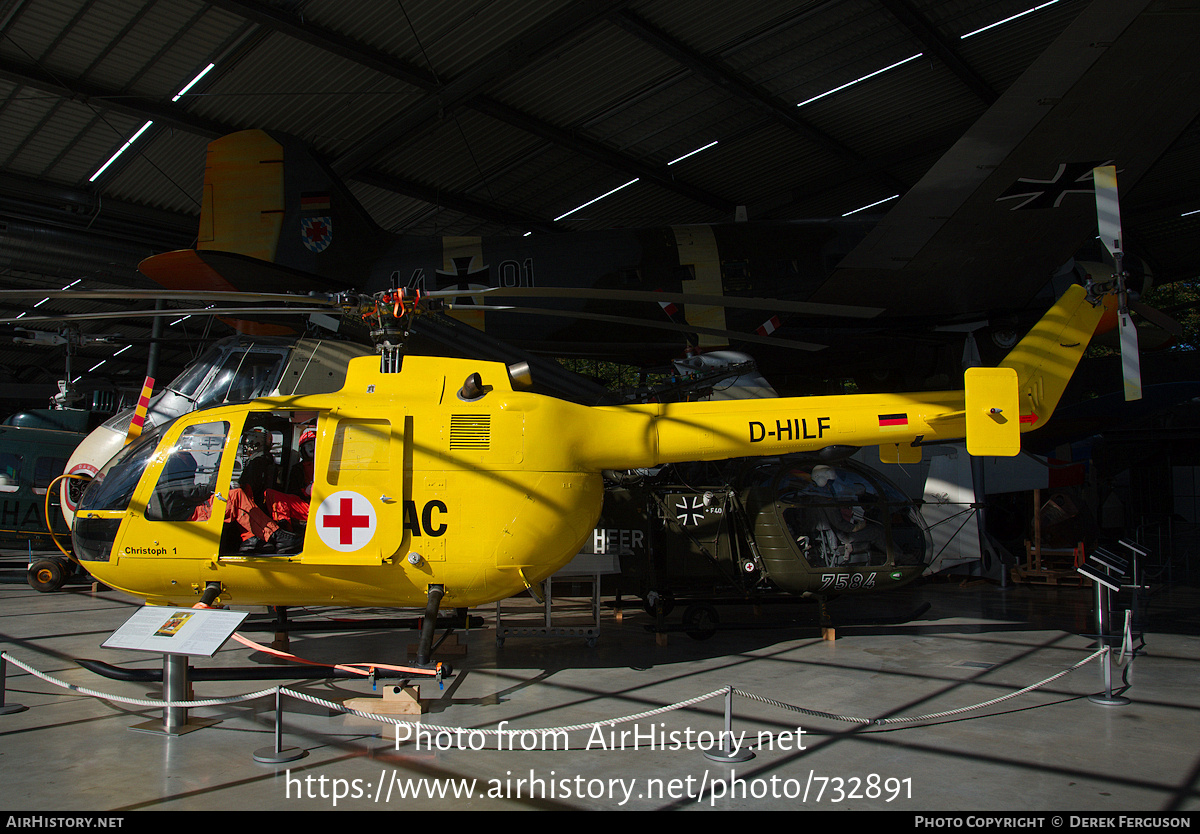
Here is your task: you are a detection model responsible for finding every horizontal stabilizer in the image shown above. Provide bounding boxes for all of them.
[879,442,922,465]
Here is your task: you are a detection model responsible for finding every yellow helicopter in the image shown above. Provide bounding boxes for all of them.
[70,281,1103,666]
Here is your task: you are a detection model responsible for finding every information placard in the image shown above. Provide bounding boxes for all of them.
[102,607,248,657]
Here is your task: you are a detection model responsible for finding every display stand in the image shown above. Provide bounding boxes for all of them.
[1077,550,1131,707]
[103,606,248,735]
[495,553,619,647]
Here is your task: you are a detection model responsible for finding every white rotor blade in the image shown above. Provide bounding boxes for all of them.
[1094,165,1123,258]
[1095,164,1141,401]
[1120,310,1142,401]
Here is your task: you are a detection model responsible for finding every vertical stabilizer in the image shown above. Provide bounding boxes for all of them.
[1000,284,1105,431]
[197,130,389,283]
[199,130,285,261]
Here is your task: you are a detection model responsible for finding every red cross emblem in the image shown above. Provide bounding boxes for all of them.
[315,491,376,551]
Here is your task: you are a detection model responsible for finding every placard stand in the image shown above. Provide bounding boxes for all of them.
[130,653,219,736]
[103,606,248,735]
[1077,549,1132,707]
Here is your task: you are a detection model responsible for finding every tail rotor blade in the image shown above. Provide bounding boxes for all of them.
[1094,165,1142,402]
[1120,310,1142,402]
[1094,165,1123,259]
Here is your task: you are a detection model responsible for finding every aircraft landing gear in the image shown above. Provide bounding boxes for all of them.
[682,603,719,640]
[414,584,449,673]
[27,557,73,593]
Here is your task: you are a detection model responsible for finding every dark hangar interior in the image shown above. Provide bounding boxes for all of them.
[0,0,1198,815]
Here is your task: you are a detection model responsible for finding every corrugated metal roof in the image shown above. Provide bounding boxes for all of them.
[0,0,1197,401]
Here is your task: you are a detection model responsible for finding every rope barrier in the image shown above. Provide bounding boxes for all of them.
[1,645,1112,743]
[4,652,278,709]
[734,646,1108,726]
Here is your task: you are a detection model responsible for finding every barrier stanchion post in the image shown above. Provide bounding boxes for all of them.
[704,687,754,763]
[254,686,307,763]
[0,652,28,715]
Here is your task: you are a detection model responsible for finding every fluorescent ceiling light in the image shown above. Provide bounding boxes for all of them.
[113,345,132,356]
[960,1,1061,39]
[89,360,106,372]
[88,63,216,181]
[1182,208,1200,217]
[554,178,639,221]
[668,140,718,166]
[797,53,923,107]
[172,63,214,101]
[842,194,900,217]
[89,119,154,182]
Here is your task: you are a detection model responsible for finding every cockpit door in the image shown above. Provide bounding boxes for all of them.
[137,419,232,558]
[301,414,403,566]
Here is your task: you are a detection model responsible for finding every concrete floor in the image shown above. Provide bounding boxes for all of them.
[1,560,1197,813]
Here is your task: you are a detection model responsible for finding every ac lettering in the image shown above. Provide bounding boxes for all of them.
[748,417,830,443]
[403,500,448,537]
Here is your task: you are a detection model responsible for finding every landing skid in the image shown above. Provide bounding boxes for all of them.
[642,597,932,640]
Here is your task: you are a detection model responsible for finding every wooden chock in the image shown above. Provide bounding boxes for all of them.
[343,684,425,715]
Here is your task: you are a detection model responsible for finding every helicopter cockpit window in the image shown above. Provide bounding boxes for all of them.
[0,453,21,492]
[191,351,288,410]
[145,422,229,522]
[76,420,175,514]
[34,456,68,495]
[778,464,890,569]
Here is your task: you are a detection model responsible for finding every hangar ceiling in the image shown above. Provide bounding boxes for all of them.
[0,0,1198,409]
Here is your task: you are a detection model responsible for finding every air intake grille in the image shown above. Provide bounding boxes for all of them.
[450,414,491,450]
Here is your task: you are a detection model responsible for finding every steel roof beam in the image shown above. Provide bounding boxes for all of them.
[327,0,629,176]
[211,0,735,216]
[0,58,558,232]
[0,57,231,139]
[205,0,440,91]
[610,9,911,195]
[875,0,998,106]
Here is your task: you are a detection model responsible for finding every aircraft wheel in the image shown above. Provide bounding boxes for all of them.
[28,559,68,593]
[683,603,719,640]
[642,591,674,618]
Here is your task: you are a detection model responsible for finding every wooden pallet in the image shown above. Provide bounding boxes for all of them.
[1010,565,1091,587]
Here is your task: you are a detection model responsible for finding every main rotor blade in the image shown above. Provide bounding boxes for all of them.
[433,287,882,319]
[1129,300,1184,338]
[0,306,335,324]
[0,289,340,306]
[447,303,827,352]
